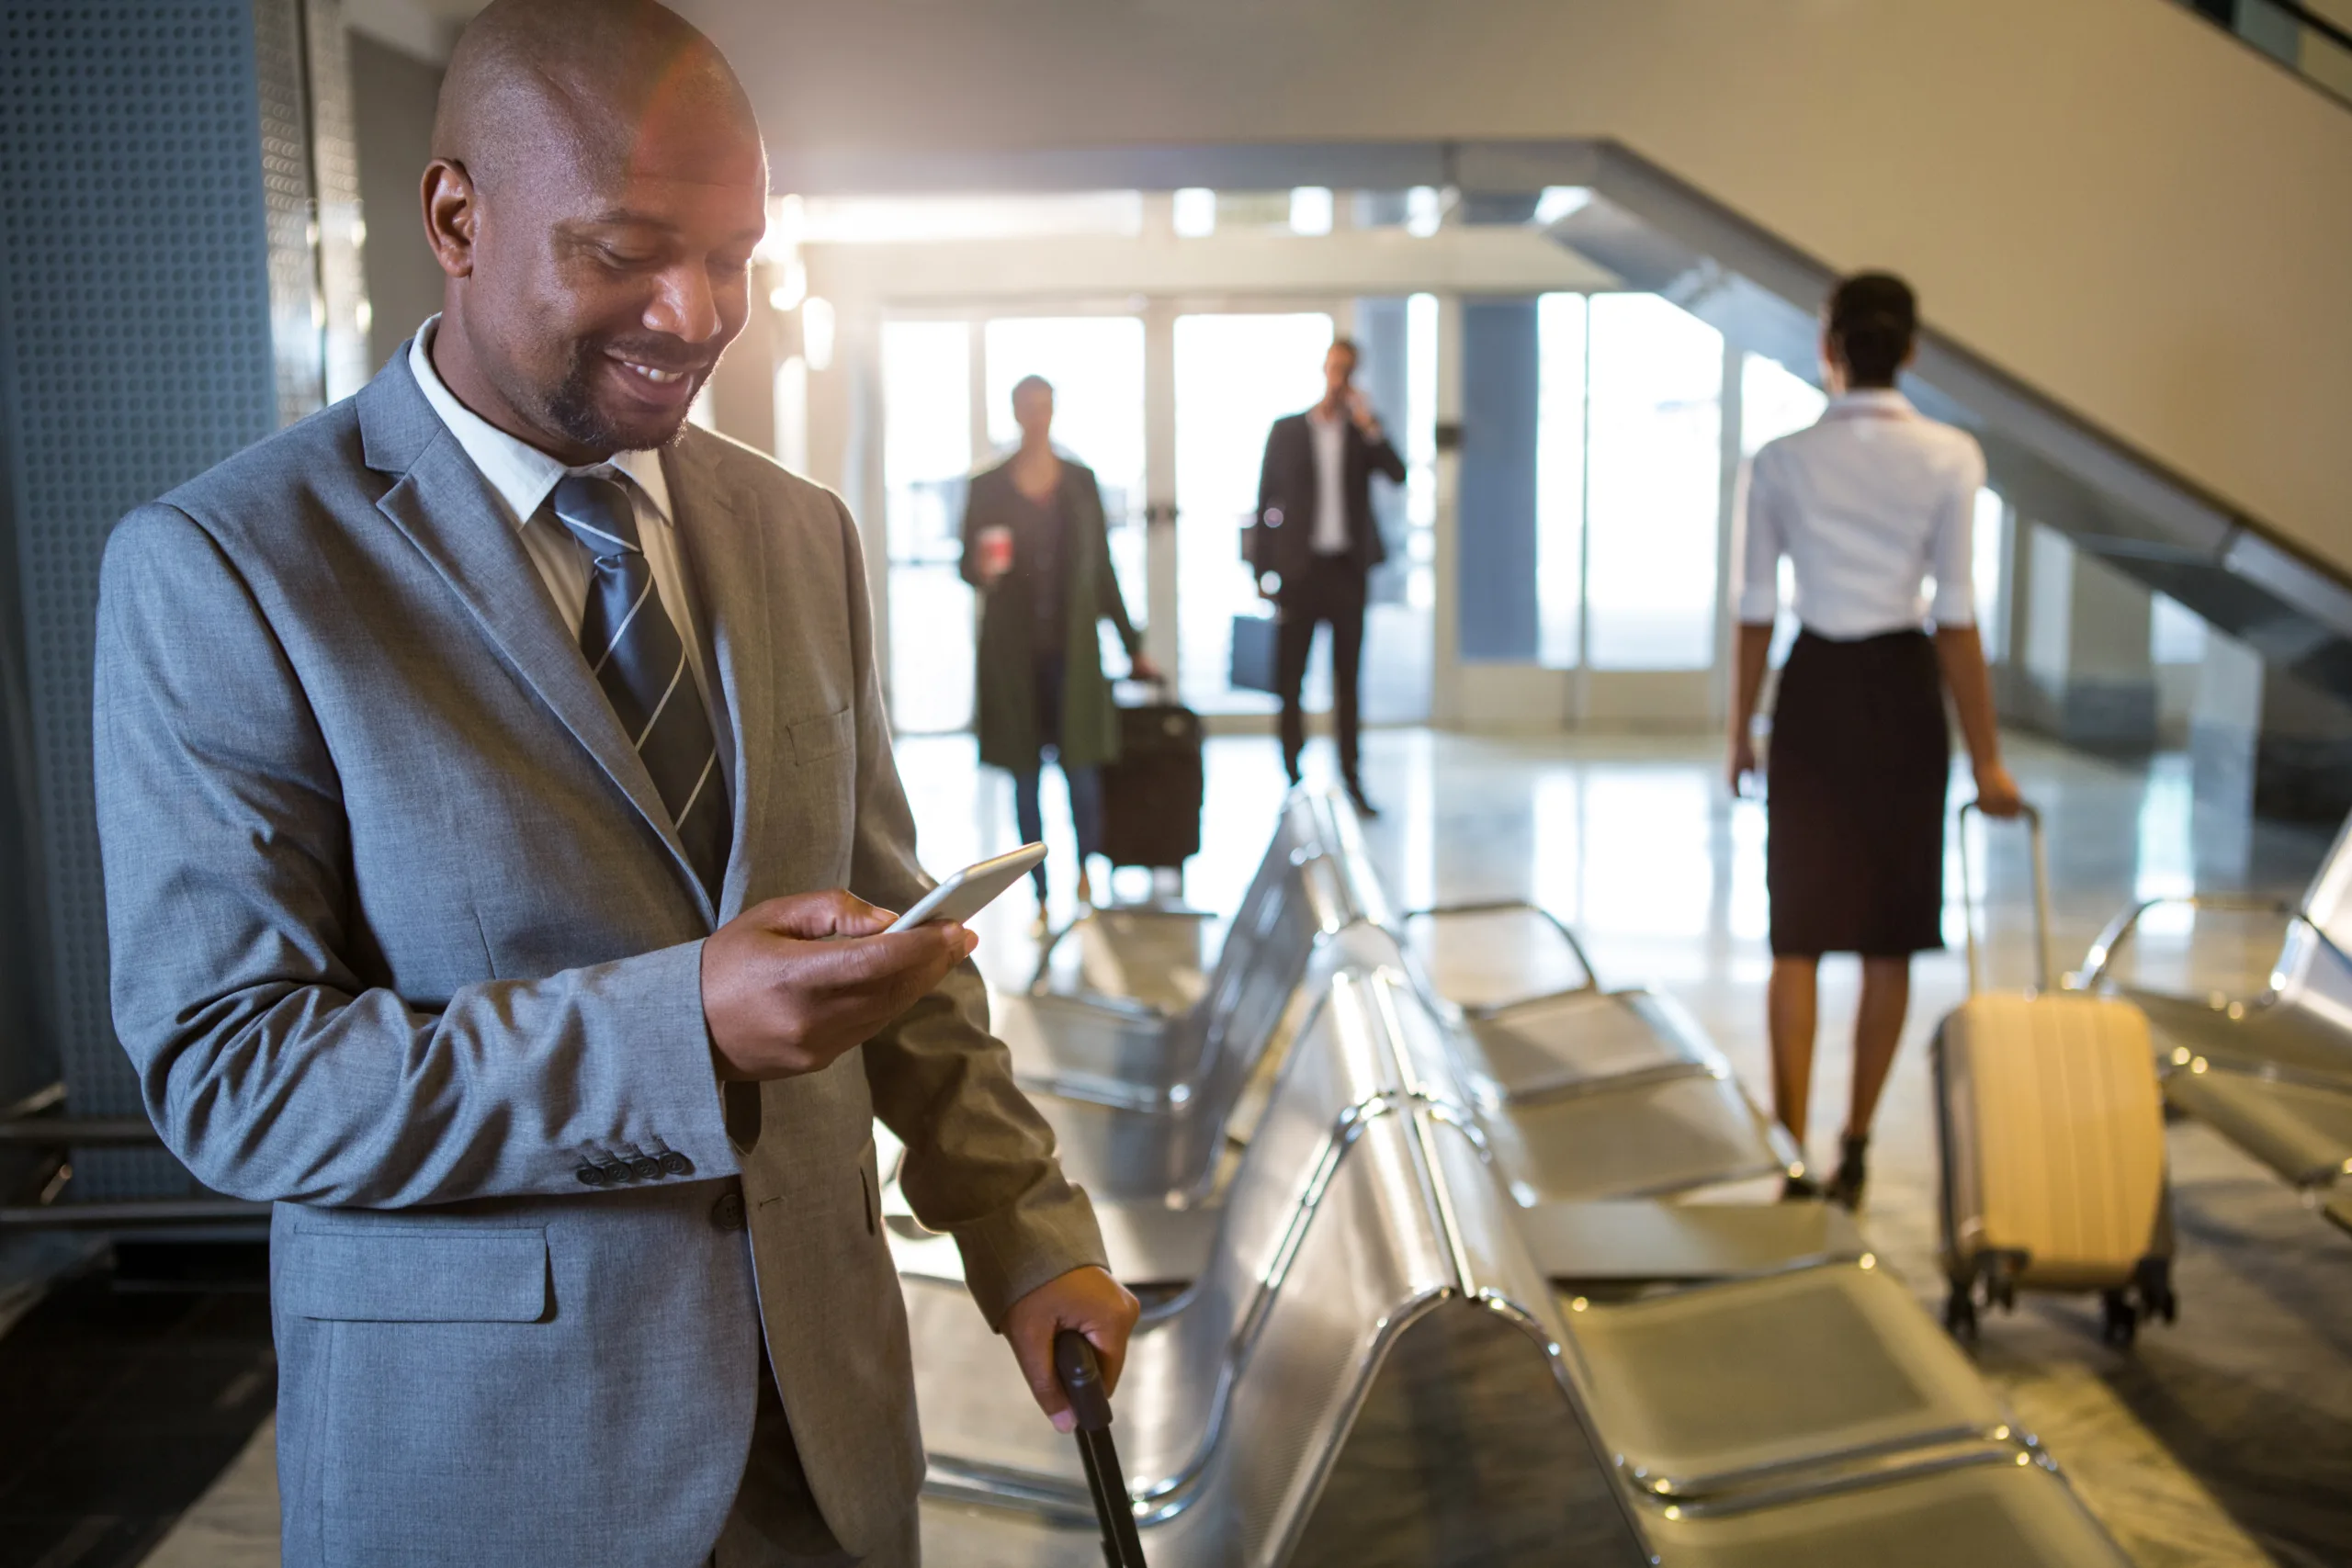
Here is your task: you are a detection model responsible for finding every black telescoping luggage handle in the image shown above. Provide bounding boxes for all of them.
[1055,1330,1148,1565]
[1955,797,2052,997]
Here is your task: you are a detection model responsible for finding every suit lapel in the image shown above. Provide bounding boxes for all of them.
[663,437,771,923]
[356,356,712,921]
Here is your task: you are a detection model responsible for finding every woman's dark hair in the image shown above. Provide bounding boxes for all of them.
[1011,373,1053,405]
[1826,272,1916,388]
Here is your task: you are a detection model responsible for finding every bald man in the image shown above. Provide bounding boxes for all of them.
[90,3,1132,1563]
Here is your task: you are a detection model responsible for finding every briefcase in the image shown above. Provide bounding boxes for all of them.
[1229,613,1279,694]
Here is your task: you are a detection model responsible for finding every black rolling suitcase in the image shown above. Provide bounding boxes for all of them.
[1056,1331,1148,1566]
[1100,682,1204,871]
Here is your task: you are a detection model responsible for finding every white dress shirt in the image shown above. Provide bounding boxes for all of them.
[408,318,733,792]
[1739,389,1984,638]
[1306,407,1351,557]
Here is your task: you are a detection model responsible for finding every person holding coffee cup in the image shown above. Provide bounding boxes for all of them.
[961,374,1157,928]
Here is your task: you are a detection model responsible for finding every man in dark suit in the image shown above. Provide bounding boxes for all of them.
[1250,337,1408,817]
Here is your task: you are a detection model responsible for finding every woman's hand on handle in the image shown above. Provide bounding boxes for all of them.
[1727,733,1760,797]
[1973,762,2024,818]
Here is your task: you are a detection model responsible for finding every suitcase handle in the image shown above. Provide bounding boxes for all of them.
[1956,798,2052,997]
[1054,1328,1114,1433]
[1056,1330,1148,1565]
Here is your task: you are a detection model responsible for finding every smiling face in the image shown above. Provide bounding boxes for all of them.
[423,31,767,459]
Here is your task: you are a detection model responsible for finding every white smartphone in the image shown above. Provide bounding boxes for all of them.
[884,842,1047,933]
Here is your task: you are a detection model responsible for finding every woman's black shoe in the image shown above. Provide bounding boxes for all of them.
[1781,1170,1821,1201]
[1826,1134,1869,1211]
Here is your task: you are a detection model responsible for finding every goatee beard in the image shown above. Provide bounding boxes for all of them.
[541,341,699,453]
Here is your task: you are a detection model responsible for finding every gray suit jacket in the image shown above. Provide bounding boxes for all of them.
[93,350,1105,1566]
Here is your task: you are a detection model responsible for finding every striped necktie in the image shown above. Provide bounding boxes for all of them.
[550,471,730,904]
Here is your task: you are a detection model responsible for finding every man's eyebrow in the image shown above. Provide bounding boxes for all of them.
[569,209,764,243]
[576,208,678,231]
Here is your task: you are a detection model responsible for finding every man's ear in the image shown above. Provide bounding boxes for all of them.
[422,158,478,279]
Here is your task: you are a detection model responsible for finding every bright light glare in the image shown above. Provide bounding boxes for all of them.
[767,257,808,314]
[1288,186,1334,236]
[801,297,836,372]
[1172,187,1216,238]
[755,194,805,263]
[1532,186,1591,226]
[1406,186,1442,237]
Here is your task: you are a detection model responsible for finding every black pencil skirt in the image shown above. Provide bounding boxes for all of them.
[1766,628,1951,958]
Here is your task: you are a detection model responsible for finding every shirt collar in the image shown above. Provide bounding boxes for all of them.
[409,316,673,531]
[1826,389,1916,419]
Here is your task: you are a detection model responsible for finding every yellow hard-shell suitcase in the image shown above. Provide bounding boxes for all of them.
[1934,802,2174,1346]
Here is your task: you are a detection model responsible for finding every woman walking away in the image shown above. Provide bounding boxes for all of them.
[962,375,1156,932]
[1727,272,2022,1211]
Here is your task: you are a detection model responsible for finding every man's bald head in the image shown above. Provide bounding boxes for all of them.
[418,0,769,460]
[432,0,759,202]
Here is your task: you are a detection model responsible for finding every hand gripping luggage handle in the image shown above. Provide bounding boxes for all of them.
[1955,798,2052,997]
[1055,1330,1148,1566]
[1054,1328,1115,1432]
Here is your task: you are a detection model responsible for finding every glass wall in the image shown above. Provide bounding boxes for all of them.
[1533,293,1725,671]
[1587,295,1725,670]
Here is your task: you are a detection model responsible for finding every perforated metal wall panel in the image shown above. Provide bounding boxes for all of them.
[0,1,330,1195]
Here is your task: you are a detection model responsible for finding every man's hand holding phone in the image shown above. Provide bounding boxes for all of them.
[701,891,974,1081]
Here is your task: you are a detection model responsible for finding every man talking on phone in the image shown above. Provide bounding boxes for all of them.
[1250,337,1407,819]
[90,3,1133,1562]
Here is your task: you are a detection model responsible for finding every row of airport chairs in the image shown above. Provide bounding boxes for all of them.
[889,789,2132,1565]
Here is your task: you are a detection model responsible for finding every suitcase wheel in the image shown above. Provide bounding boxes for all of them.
[2134,1258,2178,1326]
[2099,1290,2139,1349]
[1944,1280,1979,1343]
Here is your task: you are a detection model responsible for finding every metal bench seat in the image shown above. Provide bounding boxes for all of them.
[1646,1455,2132,1567]
[2163,1063,2352,1189]
[1482,1068,1792,1203]
[2132,987,2352,1082]
[1555,1262,2014,1508]
[1034,906,1224,1020]
[1460,987,1717,1104]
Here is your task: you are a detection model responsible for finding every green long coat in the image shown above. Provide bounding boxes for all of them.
[959,458,1143,773]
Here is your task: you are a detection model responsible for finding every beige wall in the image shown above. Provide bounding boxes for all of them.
[682,0,2352,583]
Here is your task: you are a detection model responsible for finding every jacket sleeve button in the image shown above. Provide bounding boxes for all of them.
[658,1151,693,1178]
[627,1156,662,1182]
[575,1165,608,1187]
[600,1162,633,1185]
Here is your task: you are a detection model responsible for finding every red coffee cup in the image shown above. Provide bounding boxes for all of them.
[978,525,1013,578]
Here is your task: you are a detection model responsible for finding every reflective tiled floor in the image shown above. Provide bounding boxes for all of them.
[124,727,2352,1566]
